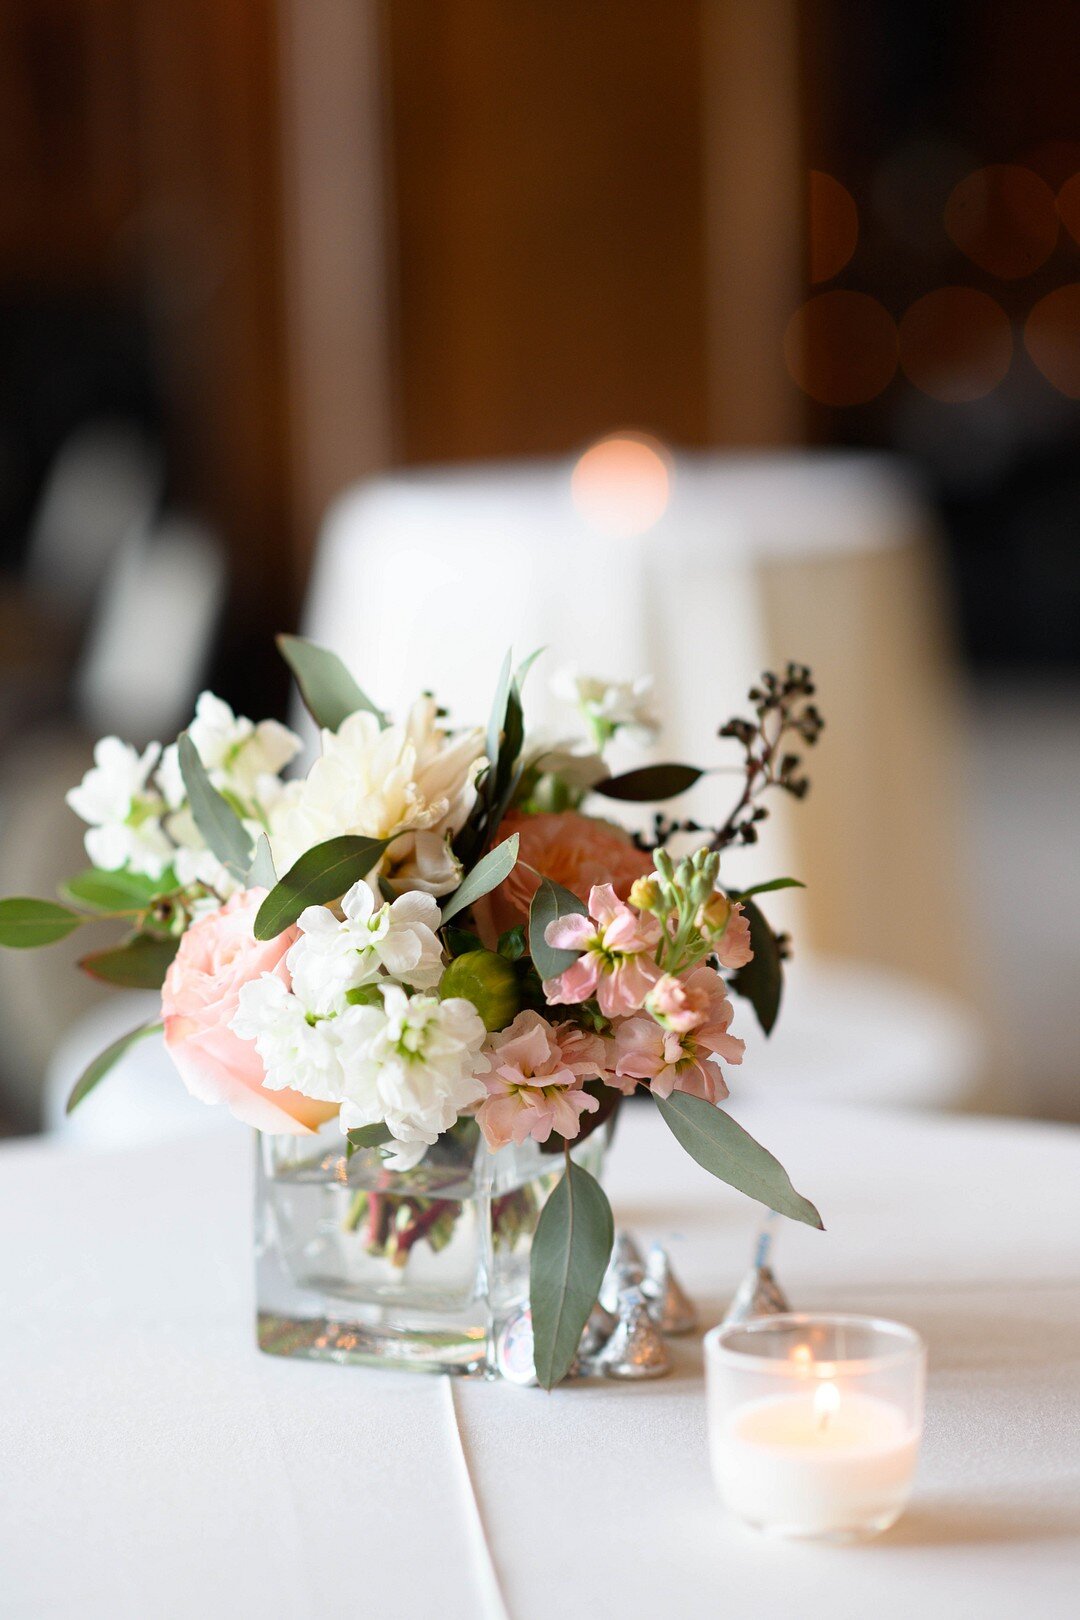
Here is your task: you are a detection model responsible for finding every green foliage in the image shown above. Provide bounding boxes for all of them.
[439,948,520,1031]
[730,898,783,1034]
[0,898,83,949]
[442,925,483,958]
[528,878,588,982]
[277,635,387,730]
[254,834,393,940]
[733,877,805,899]
[529,1158,614,1388]
[654,1092,822,1228]
[178,734,254,880]
[496,924,527,961]
[440,834,519,924]
[593,763,704,801]
[79,934,180,988]
[246,834,277,890]
[66,1022,162,1115]
[62,868,173,913]
[346,1123,395,1151]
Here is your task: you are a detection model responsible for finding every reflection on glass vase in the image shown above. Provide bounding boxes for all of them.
[256,1112,613,1376]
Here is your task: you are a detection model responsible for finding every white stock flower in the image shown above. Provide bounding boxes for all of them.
[287,881,444,1017]
[335,984,489,1152]
[269,696,485,897]
[551,668,659,746]
[66,738,173,878]
[157,691,301,811]
[231,974,346,1102]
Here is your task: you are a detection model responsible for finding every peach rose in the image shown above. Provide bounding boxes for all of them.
[490,810,654,935]
[161,890,337,1134]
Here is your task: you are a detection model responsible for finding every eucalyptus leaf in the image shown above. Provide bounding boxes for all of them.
[0,898,83,949]
[514,646,546,690]
[79,934,179,989]
[733,877,806,900]
[346,1123,395,1150]
[530,1159,614,1388]
[592,763,704,802]
[178,734,253,880]
[62,868,172,913]
[440,834,519,924]
[655,1092,823,1229]
[66,1022,162,1115]
[528,878,588,981]
[277,635,387,730]
[730,897,783,1035]
[246,834,278,890]
[254,834,392,940]
[485,647,514,779]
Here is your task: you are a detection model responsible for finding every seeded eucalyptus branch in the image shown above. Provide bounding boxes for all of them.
[708,663,824,852]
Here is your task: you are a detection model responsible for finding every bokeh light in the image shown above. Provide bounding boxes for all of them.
[784,292,898,406]
[808,171,859,284]
[899,288,1013,402]
[1024,284,1080,397]
[570,432,672,537]
[1055,172,1080,249]
[944,165,1058,279]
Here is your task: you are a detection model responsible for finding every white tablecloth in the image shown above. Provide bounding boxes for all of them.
[3,1101,1078,1619]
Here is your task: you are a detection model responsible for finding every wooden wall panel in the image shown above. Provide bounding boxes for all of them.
[383,0,712,462]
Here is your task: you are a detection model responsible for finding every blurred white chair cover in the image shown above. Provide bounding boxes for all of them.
[26,421,163,622]
[76,515,226,741]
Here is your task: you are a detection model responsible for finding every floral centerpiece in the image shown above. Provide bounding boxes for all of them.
[0,641,824,1385]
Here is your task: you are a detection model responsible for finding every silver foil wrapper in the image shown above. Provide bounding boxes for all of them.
[496,1307,583,1385]
[578,1300,618,1361]
[721,1216,791,1327]
[596,1284,672,1379]
[599,1230,646,1312]
[642,1243,697,1336]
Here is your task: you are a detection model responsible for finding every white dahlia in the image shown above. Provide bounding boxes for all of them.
[269,697,486,896]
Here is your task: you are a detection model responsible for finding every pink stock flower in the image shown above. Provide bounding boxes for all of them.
[162,891,338,1134]
[646,972,712,1034]
[542,883,661,1017]
[474,1011,603,1150]
[714,901,753,970]
[614,966,744,1104]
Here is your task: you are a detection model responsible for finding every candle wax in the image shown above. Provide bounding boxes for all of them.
[712,1390,919,1539]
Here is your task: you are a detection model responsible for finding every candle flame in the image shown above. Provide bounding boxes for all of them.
[814,1379,841,1431]
[791,1344,813,1373]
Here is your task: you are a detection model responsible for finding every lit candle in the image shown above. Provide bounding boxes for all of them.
[704,1314,925,1541]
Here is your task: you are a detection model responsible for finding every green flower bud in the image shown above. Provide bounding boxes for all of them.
[653,848,675,883]
[439,949,520,1032]
[629,874,663,913]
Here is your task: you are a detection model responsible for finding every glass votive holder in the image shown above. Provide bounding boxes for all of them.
[704,1313,926,1542]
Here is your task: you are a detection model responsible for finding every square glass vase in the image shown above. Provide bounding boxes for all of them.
[255,1113,612,1376]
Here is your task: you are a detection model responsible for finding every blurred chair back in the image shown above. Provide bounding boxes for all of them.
[25,422,162,623]
[76,515,226,742]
